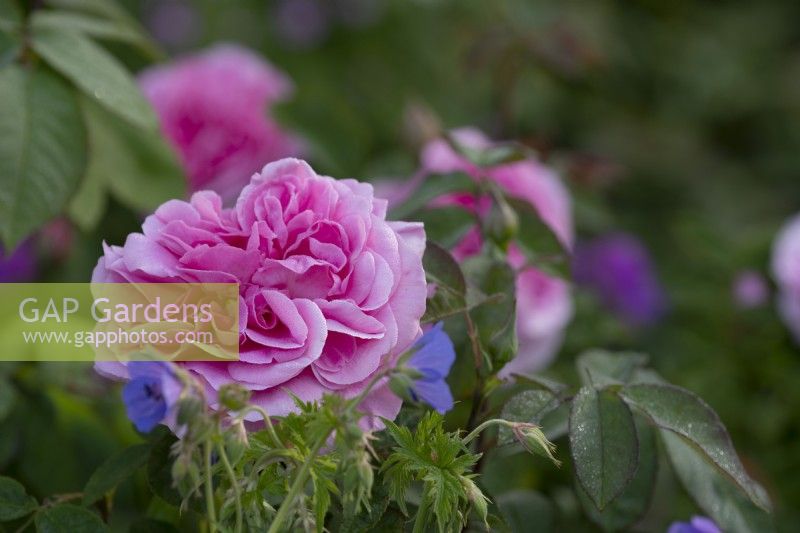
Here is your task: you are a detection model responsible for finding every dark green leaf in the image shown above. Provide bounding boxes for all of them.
[576,350,649,389]
[414,206,475,249]
[577,415,658,531]
[422,241,468,323]
[0,65,86,248]
[569,387,639,510]
[389,172,474,220]
[0,376,15,422]
[34,504,106,533]
[147,433,181,506]
[464,255,518,369]
[509,198,570,278]
[499,389,562,445]
[620,383,771,511]
[0,476,37,521]
[83,443,151,505]
[661,431,774,533]
[31,26,157,131]
[494,490,554,533]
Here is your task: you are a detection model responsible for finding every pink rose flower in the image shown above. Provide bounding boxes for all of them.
[139,44,304,201]
[95,158,427,428]
[415,128,573,375]
[772,213,800,342]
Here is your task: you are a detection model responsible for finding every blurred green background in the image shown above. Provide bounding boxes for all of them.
[3,0,800,530]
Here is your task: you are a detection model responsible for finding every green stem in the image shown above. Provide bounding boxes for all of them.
[204,440,217,533]
[238,406,283,448]
[217,441,243,533]
[266,368,392,533]
[462,419,511,447]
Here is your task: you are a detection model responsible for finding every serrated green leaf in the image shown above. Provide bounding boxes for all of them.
[389,172,475,220]
[620,383,771,511]
[0,65,87,249]
[577,414,658,531]
[34,504,106,533]
[0,476,37,521]
[78,99,185,214]
[661,430,774,533]
[576,350,649,389]
[31,26,157,131]
[83,443,151,505]
[569,387,639,510]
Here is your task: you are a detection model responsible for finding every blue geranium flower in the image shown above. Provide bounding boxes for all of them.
[122,362,183,432]
[667,516,721,533]
[406,322,456,414]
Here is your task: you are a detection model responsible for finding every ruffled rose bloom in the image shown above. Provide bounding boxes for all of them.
[140,44,304,200]
[94,158,427,428]
[772,213,800,343]
[419,128,574,375]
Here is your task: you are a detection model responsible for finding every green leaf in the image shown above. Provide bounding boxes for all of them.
[77,99,185,214]
[464,255,518,369]
[509,198,570,278]
[0,376,15,422]
[0,476,37,521]
[31,11,160,58]
[414,206,475,249]
[83,443,151,505]
[147,433,181,506]
[422,241,467,323]
[569,387,638,510]
[67,156,107,231]
[620,383,771,511]
[576,414,658,531]
[31,26,157,131]
[498,389,562,445]
[661,431,774,533]
[34,504,107,533]
[576,350,649,389]
[0,65,87,249]
[495,490,554,533]
[389,172,475,220]
[445,135,529,168]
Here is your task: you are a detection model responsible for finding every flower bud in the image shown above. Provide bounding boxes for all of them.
[462,477,489,529]
[512,423,561,467]
[486,193,519,249]
[218,383,252,411]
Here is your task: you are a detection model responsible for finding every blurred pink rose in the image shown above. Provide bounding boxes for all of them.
[139,44,304,201]
[95,158,427,428]
[419,128,574,375]
[772,214,800,342]
[732,270,769,309]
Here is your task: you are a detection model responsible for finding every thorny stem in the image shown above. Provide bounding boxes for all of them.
[217,440,243,533]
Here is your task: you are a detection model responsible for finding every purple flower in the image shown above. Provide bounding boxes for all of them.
[667,516,721,533]
[574,233,666,327]
[406,323,455,414]
[122,362,183,432]
[733,270,769,309]
[0,241,37,282]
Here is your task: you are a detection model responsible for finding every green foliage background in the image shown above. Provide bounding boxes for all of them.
[2,0,800,531]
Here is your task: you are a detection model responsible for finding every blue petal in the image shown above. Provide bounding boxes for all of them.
[123,376,167,432]
[411,378,454,414]
[409,323,455,379]
[128,361,173,380]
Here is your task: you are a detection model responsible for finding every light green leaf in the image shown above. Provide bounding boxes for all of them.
[67,156,107,231]
[34,504,106,533]
[0,65,86,249]
[0,476,37,521]
[662,431,774,533]
[78,99,185,214]
[577,414,658,531]
[620,383,771,511]
[576,350,649,389]
[31,26,157,131]
[31,10,161,59]
[83,443,151,505]
[569,387,638,510]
